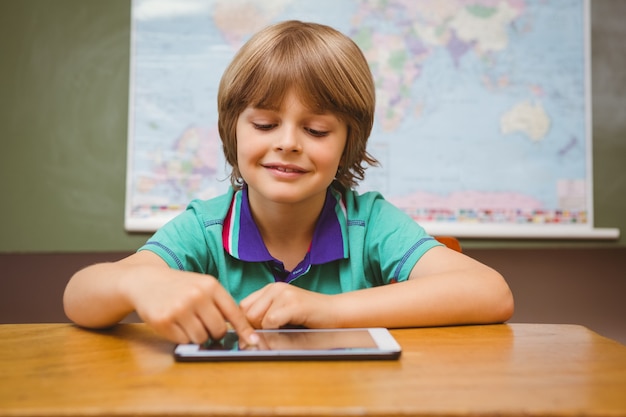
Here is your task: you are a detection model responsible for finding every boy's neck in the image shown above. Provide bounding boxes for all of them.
[249,197,325,271]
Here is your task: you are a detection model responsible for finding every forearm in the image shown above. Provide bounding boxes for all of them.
[63,262,139,329]
[329,267,514,329]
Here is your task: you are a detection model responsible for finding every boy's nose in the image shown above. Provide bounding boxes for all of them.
[275,127,302,153]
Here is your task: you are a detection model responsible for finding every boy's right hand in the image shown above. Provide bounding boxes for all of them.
[123,262,258,347]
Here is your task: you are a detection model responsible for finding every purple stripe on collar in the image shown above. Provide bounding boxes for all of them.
[237,187,274,262]
[309,189,345,264]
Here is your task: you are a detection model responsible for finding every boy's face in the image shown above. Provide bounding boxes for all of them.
[236,89,347,209]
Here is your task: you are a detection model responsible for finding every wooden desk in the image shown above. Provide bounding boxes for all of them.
[1,323,625,417]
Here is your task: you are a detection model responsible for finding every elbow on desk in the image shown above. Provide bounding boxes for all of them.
[492,271,515,324]
[467,267,515,326]
[497,292,515,324]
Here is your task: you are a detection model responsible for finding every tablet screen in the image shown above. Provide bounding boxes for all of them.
[200,329,378,351]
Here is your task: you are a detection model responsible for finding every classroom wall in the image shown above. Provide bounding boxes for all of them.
[2,248,625,345]
[0,0,625,252]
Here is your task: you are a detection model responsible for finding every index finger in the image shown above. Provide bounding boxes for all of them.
[213,288,259,348]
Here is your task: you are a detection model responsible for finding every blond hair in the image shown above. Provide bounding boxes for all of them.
[217,20,378,189]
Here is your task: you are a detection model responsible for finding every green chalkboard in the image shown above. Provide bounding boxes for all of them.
[0,0,146,251]
[0,0,624,252]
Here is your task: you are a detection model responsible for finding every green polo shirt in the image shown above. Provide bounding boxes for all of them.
[139,183,441,303]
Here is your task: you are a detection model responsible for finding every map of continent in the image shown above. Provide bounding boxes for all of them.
[127,0,590,234]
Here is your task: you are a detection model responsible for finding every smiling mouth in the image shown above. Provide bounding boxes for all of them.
[265,165,306,174]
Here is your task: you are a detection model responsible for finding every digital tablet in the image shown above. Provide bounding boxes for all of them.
[174,328,401,361]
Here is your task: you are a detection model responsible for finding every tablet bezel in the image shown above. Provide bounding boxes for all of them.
[173,328,401,361]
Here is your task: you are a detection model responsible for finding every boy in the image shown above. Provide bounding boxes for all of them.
[64,20,514,347]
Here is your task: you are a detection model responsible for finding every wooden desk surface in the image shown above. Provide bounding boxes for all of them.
[1,323,625,417]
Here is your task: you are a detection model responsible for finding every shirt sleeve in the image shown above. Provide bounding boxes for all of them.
[362,193,442,284]
[137,206,212,273]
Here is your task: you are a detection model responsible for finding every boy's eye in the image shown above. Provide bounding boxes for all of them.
[305,127,329,137]
[252,123,275,131]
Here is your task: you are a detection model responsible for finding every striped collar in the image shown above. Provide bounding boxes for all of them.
[222,185,348,282]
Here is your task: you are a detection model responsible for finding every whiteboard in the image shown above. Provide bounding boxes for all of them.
[125,0,619,239]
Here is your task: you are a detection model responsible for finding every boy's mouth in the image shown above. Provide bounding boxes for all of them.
[263,164,306,174]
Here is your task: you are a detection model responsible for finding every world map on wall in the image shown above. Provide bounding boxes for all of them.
[126,0,591,235]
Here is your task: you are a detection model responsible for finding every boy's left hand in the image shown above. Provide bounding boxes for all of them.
[240,283,335,329]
